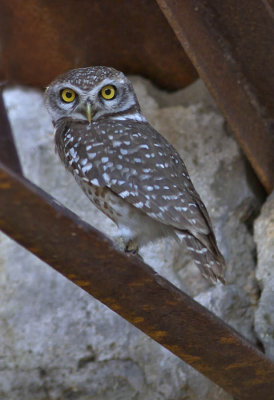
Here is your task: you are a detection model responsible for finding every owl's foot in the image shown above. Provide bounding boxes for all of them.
[125,239,139,254]
[125,240,143,261]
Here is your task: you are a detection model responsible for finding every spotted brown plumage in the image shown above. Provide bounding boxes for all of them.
[45,66,226,283]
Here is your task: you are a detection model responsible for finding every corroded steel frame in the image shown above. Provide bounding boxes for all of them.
[157,0,274,192]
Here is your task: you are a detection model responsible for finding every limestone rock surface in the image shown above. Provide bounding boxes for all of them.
[254,191,274,360]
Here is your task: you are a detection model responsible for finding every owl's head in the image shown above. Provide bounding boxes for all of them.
[44,66,142,124]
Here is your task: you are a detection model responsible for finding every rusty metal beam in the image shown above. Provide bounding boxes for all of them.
[156,0,274,193]
[0,163,274,399]
[0,88,23,175]
[0,0,197,90]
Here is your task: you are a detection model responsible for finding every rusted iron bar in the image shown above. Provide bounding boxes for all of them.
[0,162,274,399]
[157,0,274,193]
[0,0,197,90]
[0,88,23,175]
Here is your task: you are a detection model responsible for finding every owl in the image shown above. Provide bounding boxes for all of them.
[45,66,225,284]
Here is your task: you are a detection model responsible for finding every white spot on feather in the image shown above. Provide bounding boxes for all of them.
[196,248,207,254]
[81,158,88,166]
[134,201,144,208]
[103,173,110,183]
[119,190,130,198]
[90,178,100,186]
[82,164,93,173]
[69,148,77,158]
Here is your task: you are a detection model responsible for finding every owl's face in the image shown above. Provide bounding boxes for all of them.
[45,66,140,124]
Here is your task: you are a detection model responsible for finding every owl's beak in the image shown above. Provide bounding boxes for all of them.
[86,101,93,124]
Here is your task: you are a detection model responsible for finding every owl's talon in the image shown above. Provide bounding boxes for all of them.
[125,240,139,254]
[125,240,143,261]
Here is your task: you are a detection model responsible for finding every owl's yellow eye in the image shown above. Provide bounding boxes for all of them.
[61,88,76,103]
[100,85,116,100]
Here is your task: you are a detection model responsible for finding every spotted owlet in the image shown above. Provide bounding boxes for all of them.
[44,66,225,283]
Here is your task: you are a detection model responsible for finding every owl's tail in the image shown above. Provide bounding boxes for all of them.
[182,232,226,284]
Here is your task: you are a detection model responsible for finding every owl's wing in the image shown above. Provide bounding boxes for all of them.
[56,119,213,241]
[100,123,222,261]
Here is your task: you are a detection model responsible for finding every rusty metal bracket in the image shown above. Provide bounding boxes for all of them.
[0,89,23,175]
[0,164,274,399]
[157,0,274,193]
[0,0,197,90]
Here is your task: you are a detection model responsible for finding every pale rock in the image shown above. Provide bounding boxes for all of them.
[254,191,274,360]
[195,284,256,344]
